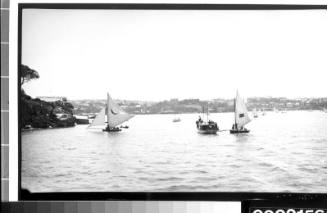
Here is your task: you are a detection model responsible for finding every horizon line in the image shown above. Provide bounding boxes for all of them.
[57,96,327,102]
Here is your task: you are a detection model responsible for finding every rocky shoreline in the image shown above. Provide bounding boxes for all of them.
[20,92,76,129]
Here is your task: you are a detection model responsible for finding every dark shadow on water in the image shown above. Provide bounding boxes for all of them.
[196,133,219,138]
[89,128,125,137]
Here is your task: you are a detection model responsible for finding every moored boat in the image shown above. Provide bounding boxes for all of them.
[172,113,181,122]
[74,115,90,124]
[196,107,219,134]
[230,91,251,134]
[173,117,181,122]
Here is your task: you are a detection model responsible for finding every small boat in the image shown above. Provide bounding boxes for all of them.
[88,114,96,119]
[252,109,258,118]
[74,115,90,124]
[230,91,251,134]
[172,114,181,122]
[196,106,219,134]
[89,93,134,132]
[173,117,181,122]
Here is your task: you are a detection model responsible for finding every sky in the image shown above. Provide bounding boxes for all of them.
[22,9,327,101]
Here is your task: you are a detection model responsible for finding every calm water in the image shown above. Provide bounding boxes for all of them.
[22,111,327,193]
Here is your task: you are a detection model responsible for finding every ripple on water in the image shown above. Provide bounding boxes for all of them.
[258,162,273,168]
[299,166,319,173]
[153,177,184,182]
[21,112,327,193]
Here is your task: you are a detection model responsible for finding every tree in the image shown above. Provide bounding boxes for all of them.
[21,64,40,85]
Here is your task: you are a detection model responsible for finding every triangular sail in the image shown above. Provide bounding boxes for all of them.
[235,91,251,128]
[107,93,134,128]
[89,107,106,127]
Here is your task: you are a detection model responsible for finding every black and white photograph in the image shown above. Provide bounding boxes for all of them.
[20,8,327,193]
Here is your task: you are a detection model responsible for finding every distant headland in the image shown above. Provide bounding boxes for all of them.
[20,64,327,129]
[70,97,327,115]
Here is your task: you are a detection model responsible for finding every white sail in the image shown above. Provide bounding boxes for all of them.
[234,91,251,128]
[89,107,106,127]
[106,93,134,128]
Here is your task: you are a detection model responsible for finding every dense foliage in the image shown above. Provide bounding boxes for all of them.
[21,64,40,85]
[20,92,76,128]
[20,65,76,129]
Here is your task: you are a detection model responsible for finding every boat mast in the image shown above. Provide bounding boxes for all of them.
[202,106,204,120]
[206,104,208,122]
[106,93,110,129]
[234,93,237,127]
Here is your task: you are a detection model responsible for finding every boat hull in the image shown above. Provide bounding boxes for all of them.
[197,129,218,134]
[75,118,90,125]
[102,126,122,132]
[230,129,250,134]
[196,122,219,134]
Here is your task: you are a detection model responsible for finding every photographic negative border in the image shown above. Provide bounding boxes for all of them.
[18,3,327,201]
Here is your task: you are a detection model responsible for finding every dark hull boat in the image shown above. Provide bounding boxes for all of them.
[230,128,250,134]
[102,125,129,132]
[102,126,122,132]
[75,115,90,124]
[196,107,219,134]
[197,124,219,134]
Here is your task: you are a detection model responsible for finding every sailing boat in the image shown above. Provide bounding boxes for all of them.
[252,108,258,118]
[196,106,219,134]
[230,91,251,134]
[172,115,181,122]
[89,93,134,132]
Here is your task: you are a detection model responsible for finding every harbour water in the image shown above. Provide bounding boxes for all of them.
[22,110,327,193]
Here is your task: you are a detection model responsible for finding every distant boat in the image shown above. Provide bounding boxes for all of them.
[172,116,181,122]
[88,114,96,119]
[196,106,219,134]
[230,91,251,134]
[89,93,134,132]
[74,115,90,124]
[252,109,258,118]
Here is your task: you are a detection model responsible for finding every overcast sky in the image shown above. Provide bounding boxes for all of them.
[22,9,327,101]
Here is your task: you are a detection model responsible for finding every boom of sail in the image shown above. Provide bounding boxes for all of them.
[89,93,134,129]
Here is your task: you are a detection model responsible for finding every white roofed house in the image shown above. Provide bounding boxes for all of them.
[37,96,67,103]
